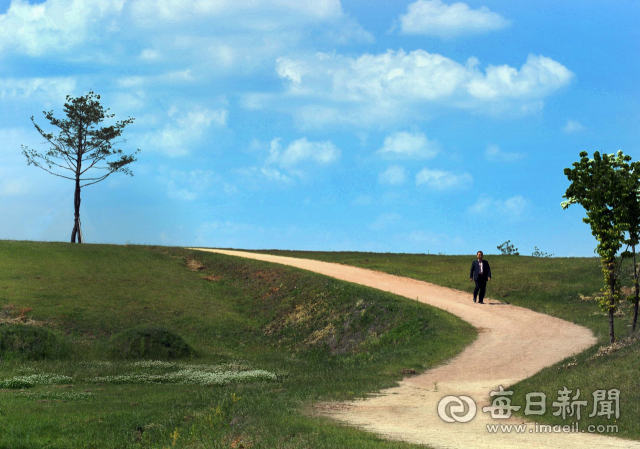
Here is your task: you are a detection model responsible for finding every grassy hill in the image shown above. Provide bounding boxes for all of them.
[252,250,640,440]
[0,241,475,449]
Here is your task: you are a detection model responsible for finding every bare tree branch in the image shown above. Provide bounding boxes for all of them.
[81,172,115,187]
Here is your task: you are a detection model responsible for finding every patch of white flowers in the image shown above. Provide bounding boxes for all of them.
[0,361,280,388]
[0,374,73,389]
[163,362,253,373]
[79,361,114,368]
[90,369,277,386]
[128,360,177,369]
[80,360,253,372]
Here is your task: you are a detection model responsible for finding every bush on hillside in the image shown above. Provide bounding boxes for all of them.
[531,246,554,257]
[108,327,193,360]
[0,324,70,361]
[497,240,520,255]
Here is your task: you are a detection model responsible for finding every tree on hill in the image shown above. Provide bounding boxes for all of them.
[497,240,519,255]
[531,246,554,257]
[562,151,631,343]
[610,151,640,332]
[22,91,140,243]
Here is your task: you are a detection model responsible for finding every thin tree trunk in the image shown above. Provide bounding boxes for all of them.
[70,221,77,243]
[71,133,83,243]
[608,307,615,343]
[71,178,81,243]
[633,244,639,332]
[70,178,80,243]
[609,265,616,343]
[70,180,78,243]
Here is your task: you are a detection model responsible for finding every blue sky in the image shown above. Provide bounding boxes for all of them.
[0,0,638,256]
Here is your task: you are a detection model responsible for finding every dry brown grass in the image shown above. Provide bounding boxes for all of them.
[185,257,206,271]
[202,274,221,282]
[0,304,44,326]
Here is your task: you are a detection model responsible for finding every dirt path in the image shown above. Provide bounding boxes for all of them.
[192,248,640,448]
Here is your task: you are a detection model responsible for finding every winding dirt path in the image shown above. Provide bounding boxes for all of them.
[192,248,640,448]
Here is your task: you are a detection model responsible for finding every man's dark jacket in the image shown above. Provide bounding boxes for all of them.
[470,259,491,281]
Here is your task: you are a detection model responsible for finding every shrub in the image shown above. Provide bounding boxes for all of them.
[0,324,70,361]
[531,246,554,257]
[497,240,520,255]
[108,328,193,360]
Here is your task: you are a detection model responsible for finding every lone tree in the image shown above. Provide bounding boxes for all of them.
[497,240,519,255]
[610,151,640,332]
[562,151,630,343]
[22,91,140,243]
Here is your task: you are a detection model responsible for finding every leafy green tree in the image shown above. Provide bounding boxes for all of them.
[562,151,629,343]
[22,91,140,243]
[610,151,640,332]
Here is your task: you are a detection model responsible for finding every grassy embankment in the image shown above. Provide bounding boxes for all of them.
[0,241,475,449]
[252,250,640,440]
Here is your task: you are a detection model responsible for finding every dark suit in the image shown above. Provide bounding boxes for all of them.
[470,259,491,303]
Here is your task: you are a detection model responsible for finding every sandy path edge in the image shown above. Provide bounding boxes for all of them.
[190,248,640,449]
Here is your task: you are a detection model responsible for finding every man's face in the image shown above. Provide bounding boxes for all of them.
[477,252,483,261]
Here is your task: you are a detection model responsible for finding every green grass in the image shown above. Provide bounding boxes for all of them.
[0,324,71,361]
[249,249,640,440]
[0,241,476,448]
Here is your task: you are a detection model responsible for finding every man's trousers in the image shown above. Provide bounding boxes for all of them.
[474,279,487,303]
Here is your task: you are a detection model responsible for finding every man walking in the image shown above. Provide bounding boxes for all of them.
[469,251,491,304]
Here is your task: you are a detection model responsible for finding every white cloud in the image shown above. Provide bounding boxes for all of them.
[563,119,585,134]
[269,50,574,128]
[116,77,146,89]
[484,144,525,162]
[369,212,402,231]
[139,48,160,61]
[115,70,197,88]
[0,0,371,79]
[379,165,407,186]
[161,69,195,83]
[128,0,344,27]
[398,0,510,37]
[234,165,294,184]
[0,0,125,56]
[0,77,76,102]
[143,105,227,157]
[157,167,233,201]
[468,194,529,218]
[377,132,440,159]
[239,137,340,184]
[466,54,573,100]
[261,166,293,183]
[112,90,146,111]
[267,137,340,169]
[416,167,472,190]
